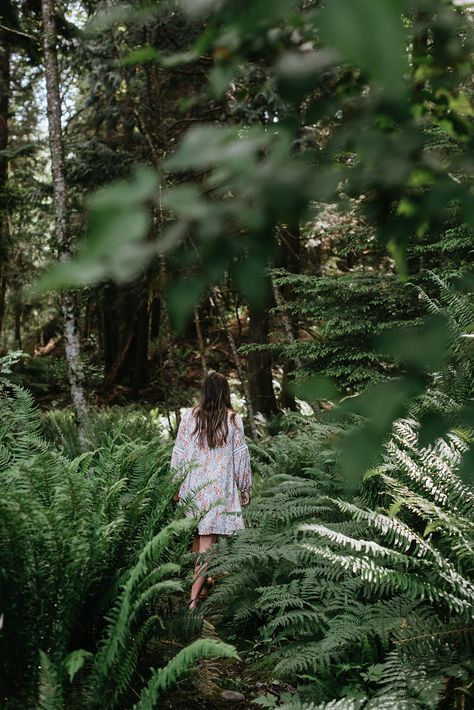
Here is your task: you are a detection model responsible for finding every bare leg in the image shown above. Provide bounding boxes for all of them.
[191,534,199,593]
[190,533,216,609]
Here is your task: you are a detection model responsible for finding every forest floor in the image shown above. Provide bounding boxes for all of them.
[161,653,291,709]
[155,611,293,709]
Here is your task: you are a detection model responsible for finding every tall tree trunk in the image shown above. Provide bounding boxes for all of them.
[278,219,302,410]
[408,9,429,277]
[41,0,87,442]
[194,304,208,377]
[211,288,258,440]
[130,289,150,396]
[12,245,22,349]
[246,298,278,418]
[101,282,120,376]
[150,292,161,341]
[0,39,10,342]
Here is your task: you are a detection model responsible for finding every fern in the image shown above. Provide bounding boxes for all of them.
[0,391,234,708]
[135,638,238,708]
[206,280,474,708]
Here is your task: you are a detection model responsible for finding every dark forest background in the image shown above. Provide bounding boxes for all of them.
[1,1,473,708]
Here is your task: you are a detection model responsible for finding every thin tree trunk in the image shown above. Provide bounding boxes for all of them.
[194,304,208,377]
[247,298,278,418]
[101,282,120,376]
[277,219,303,410]
[0,40,10,341]
[12,248,22,349]
[41,0,87,443]
[131,292,150,396]
[104,326,136,389]
[150,292,161,341]
[211,288,258,440]
[82,296,93,340]
[271,278,303,370]
[158,255,183,412]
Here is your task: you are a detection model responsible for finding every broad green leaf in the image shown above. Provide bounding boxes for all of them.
[232,257,271,306]
[84,2,160,35]
[379,314,450,371]
[209,62,237,98]
[320,0,408,97]
[31,168,158,293]
[162,185,210,220]
[276,49,340,102]
[89,166,158,211]
[167,276,207,331]
[166,126,271,171]
[178,0,221,18]
[120,45,160,65]
[291,376,339,402]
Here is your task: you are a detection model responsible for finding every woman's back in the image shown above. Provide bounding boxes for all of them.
[171,404,252,535]
[170,372,253,608]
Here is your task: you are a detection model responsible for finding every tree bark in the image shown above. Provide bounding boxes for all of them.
[12,272,22,349]
[41,0,87,443]
[278,219,302,410]
[246,299,278,418]
[412,9,429,100]
[0,39,10,342]
[104,327,136,390]
[102,282,150,393]
[150,292,161,341]
[211,288,258,440]
[194,304,208,377]
[101,282,120,376]
[130,291,150,395]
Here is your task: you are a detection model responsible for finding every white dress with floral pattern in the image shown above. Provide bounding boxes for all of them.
[171,408,252,535]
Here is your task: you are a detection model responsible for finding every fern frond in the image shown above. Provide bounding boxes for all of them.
[134,639,239,708]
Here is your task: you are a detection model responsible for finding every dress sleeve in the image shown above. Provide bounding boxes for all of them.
[171,410,191,483]
[233,414,252,493]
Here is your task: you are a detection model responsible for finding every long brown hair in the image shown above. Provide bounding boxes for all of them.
[192,372,236,448]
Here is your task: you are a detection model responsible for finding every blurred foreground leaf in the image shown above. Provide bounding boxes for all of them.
[32,167,158,293]
[320,0,409,97]
[291,375,339,402]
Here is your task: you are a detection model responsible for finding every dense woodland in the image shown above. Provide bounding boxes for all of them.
[0,0,474,708]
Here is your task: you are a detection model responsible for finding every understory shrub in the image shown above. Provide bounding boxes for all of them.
[206,281,474,709]
[0,385,236,709]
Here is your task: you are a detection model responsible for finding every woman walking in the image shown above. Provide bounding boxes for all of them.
[171,372,252,609]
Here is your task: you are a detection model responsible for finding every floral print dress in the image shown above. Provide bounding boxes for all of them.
[171,408,252,535]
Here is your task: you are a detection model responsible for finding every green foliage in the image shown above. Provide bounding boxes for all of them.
[35,1,474,331]
[205,291,474,708]
[270,269,423,392]
[32,167,160,293]
[41,405,166,459]
[136,638,238,708]
[0,386,234,708]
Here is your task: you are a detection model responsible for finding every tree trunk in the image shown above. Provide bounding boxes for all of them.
[150,292,161,341]
[104,327,135,390]
[131,292,150,396]
[0,40,10,342]
[211,288,258,440]
[412,9,429,100]
[41,0,87,443]
[246,299,278,418]
[111,282,149,392]
[278,219,302,410]
[194,304,208,377]
[82,296,93,340]
[101,282,120,376]
[12,266,21,350]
